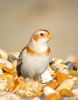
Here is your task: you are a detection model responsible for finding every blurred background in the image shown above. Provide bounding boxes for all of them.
[0,0,78,58]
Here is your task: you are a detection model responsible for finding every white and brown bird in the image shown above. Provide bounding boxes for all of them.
[17,29,53,79]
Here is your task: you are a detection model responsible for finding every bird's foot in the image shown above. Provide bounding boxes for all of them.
[33,76,42,83]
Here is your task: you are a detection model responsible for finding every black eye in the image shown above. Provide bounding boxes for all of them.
[40,33,44,36]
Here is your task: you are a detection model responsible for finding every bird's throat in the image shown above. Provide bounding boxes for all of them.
[29,41,48,52]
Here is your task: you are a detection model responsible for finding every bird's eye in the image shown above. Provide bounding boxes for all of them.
[40,33,44,36]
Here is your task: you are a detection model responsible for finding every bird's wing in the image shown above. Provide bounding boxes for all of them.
[49,50,52,66]
[16,46,26,76]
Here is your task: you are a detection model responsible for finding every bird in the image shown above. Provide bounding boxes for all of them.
[16,29,53,79]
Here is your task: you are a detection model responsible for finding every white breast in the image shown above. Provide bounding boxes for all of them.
[20,49,52,78]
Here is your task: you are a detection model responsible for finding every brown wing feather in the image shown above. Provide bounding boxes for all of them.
[16,46,26,76]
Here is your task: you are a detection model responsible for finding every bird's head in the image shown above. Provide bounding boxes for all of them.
[31,29,53,44]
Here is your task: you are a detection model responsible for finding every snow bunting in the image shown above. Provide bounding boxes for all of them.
[17,29,53,79]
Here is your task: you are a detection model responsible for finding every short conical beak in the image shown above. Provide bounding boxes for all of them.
[47,33,53,39]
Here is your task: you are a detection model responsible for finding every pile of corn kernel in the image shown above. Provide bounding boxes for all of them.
[0,49,78,100]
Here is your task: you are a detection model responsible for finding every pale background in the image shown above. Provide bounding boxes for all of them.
[0,0,78,58]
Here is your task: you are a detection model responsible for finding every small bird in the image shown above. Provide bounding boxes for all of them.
[17,29,53,79]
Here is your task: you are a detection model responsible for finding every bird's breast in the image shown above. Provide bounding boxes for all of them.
[20,49,52,77]
[22,49,51,65]
[26,46,51,56]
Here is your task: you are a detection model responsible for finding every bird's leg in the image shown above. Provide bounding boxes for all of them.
[33,76,42,83]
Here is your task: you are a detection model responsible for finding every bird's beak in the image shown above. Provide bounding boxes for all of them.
[47,33,53,39]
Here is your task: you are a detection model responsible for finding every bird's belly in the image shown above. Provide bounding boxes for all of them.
[20,50,51,77]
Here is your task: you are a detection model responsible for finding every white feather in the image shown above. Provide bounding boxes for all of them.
[20,49,52,77]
